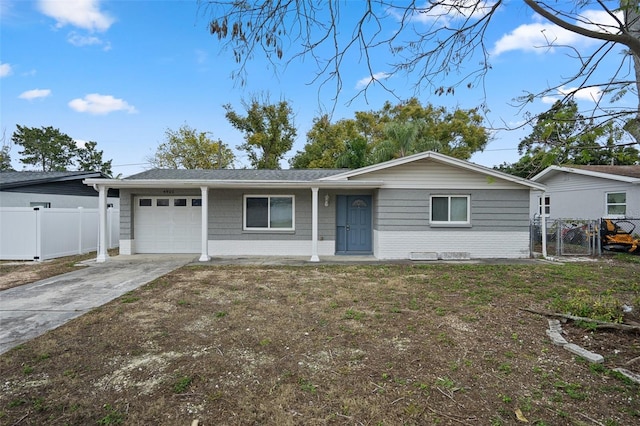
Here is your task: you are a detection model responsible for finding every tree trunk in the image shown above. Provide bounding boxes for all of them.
[623,1,640,143]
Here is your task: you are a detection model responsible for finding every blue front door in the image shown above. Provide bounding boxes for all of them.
[336,195,372,254]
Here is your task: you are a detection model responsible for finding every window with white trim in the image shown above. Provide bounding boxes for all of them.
[606,192,626,216]
[538,196,550,216]
[244,195,294,230]
[430,195,470,224]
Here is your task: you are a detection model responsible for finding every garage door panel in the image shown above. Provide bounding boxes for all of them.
[134,196,202,253]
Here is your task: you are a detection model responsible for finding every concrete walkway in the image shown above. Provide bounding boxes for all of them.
[0,254,195,355]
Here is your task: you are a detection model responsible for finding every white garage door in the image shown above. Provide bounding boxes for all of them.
[134,196,202,253]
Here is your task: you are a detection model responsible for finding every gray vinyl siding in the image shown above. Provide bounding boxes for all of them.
[533,173,639,219]
[208,188,338,241]
[348,158,525,190]
[375,188,529,232]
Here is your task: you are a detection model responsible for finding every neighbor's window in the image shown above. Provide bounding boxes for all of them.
[244,195,294,230]
[539,196,550,216]
[30,202,51,208]
[606,192,626,216]
[430,195,470,224]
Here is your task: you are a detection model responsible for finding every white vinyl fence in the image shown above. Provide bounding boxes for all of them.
[0,207,119,261]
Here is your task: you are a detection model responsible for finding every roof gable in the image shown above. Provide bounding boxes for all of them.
[321,151,545,190]
[531,165,640,184]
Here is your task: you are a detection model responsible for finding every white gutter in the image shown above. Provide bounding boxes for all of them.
[83,178,385,189]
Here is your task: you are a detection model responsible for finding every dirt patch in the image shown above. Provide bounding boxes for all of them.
[0,249,118,291]
[1,261,639,425]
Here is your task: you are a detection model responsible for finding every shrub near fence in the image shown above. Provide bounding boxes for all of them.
[0,207,119,261]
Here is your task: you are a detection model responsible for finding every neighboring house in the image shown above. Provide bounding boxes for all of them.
[0,171,119,209]
[530,165,640,220]
[84,151,545,262]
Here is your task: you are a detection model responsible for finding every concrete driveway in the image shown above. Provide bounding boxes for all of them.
[0,254,194,355]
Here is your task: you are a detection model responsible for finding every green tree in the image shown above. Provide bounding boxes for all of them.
[372,121,428,163]
[12,125,77,171]
[206,1,640,146]
[150,124,234,169]
[76,141,113,176]
[497,100,640,178]
[224,97,296,169]
[0,129,13,171]
[290,115,360,168]
[291,98,488,168]
[335,137,371,169]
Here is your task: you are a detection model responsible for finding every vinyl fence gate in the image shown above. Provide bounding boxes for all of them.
[0,207,119,261]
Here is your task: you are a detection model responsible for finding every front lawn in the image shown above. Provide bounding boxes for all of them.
[1,260,639,425]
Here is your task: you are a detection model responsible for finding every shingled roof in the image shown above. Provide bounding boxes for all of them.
[125,169,348,181]
[569,165,640,179]
[0,171,106,189]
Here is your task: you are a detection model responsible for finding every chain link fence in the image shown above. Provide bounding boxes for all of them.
[531,217,640,257]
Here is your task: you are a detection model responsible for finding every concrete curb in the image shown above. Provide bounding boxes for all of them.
[545,319,640,384]
[546,319,603,363]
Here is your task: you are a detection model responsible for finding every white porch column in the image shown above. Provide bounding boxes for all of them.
[96,185,109,263]
[540,192,548,258]
[310,187,320,262]
[199,186,211,262]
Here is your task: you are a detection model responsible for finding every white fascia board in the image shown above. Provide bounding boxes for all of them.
[83,178,384,189]
[532,166,639,184]
[321,151,546,190]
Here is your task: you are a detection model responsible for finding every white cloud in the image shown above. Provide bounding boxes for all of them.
[355,72,391,89]
[38,0,114,32]
[0,62,12,77]
[18,89,52,100]
[492,8,623,56]
[408,1,498,25]
[68,93,137,115]
[492,22,584,56]
[541,85,602,104]
[67,31,112,50]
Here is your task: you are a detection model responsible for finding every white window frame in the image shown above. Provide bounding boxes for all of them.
[243,194,295,231]
[605,192,626,217]
[538,196,550,216]
[429,195,471,226]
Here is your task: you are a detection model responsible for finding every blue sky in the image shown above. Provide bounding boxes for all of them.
[0,0,631,176]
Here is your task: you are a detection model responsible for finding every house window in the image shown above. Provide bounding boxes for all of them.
[244,195,294,230]
[539,196,550,215]
[139,199,152,207]
[157,199,170,207]
[191,198,202,207]
[430,195,470,224]
[606,192,626,216]
[174,198,187,207]
[30,202,51,208]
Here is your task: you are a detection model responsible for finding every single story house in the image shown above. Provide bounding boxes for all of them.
[0,171,119,209]
[530,165,640,220]
[84,151,545,262]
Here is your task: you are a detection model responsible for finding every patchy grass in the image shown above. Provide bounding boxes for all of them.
[0,249,119,291]
[1,260,639,425]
